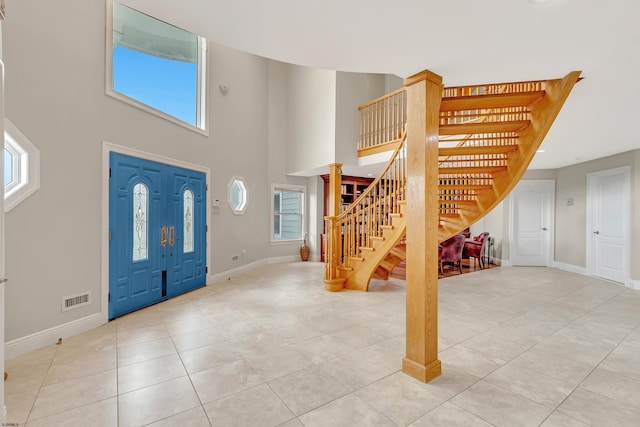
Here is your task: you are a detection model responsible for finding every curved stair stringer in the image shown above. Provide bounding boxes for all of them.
[342,202,407,291]
[437,71,582,241]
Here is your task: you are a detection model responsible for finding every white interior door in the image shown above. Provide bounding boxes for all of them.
[0,58,7,420]
[588,167,629,284]
[510,180,554,266]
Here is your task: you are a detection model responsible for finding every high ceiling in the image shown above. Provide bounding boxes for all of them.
[121,0,640,169]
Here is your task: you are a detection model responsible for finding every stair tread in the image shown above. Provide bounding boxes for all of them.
[439,184,493,190]
[439,199,477,204]
[439,144,518,156]
[439,166,507,175]
[389,249,406,259]
[440,91,545,111]
[440,120,530,135]
[378,261,396,271]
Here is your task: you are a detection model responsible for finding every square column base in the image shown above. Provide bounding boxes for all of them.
[402,357,442,382]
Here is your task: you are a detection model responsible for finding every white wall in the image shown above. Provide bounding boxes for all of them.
[496,154,640,282]
[335,72,366,167]
[385,74,404,93]
[1,0,304,343]
[267,61,309,256]
[471,201,505,262]
[335,72,389,168]
[554,150,638,273]
[285,65,336,174]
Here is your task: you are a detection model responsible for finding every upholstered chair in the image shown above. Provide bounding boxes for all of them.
[438,234,466,275]
[463,232,490,270]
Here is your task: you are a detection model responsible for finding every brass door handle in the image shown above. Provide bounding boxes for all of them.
[161,226,168,247]
[169,226,175,246]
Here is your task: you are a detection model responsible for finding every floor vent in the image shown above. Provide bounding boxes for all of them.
[62,292,91,312]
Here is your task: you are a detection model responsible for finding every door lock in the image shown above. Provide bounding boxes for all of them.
[594,230,600,234]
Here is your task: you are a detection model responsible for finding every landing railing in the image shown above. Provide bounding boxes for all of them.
[358,88,407,152]
[325,131,407,282]
[441,81,544,128]
[358,80,546,154]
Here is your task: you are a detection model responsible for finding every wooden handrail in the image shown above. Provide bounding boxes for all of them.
[357,87,407,111]
[325,129,407,283]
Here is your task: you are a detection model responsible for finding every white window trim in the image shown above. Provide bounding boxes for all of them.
[228,176,248,215]
[270,183,306,244]
[4,119,40,212]
[105,0,209,136]
[273,191,282,240]
[4,135,24,195]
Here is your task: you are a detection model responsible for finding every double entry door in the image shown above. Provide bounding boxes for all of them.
[109,152,206,319]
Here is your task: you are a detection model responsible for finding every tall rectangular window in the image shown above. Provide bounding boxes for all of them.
[272,186,305,241]
[109,1,207,131]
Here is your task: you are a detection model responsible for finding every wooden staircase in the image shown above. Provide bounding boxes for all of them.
[324,71,581,291]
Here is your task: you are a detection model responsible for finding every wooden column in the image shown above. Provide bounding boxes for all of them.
[402,70,443,382]
[324,163,344,292]
[327,163,343,217]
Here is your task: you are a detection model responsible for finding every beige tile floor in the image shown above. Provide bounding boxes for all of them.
[5,262,640,426]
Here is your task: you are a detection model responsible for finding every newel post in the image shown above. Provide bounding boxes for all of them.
[402,70,443,382]
[324,163,344,292]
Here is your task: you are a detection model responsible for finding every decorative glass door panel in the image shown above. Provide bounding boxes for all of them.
[166,165,206,297]
[109,153,206,319]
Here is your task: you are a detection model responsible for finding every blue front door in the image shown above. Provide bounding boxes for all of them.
[109,152,206,320]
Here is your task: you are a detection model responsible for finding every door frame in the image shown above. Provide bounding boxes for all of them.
[101,142,211,323]
[508,179,555,267]
[586,166,630,285]
[1,58,7,419]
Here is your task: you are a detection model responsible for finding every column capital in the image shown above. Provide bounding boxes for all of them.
[404,69,443,88]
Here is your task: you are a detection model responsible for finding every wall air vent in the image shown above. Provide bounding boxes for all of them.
[62,292,91,312]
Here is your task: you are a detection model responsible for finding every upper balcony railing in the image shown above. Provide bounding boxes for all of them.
[358,88,407,155]
[358,80,546,156]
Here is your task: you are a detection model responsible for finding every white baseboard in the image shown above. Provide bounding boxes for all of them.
[206,255,303,284]
[552,261,588,276]
[5,313,106,360]
[207,259,267,284]
[266,255,300,264]
[7,256,314,360]
[627,279,640,290]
